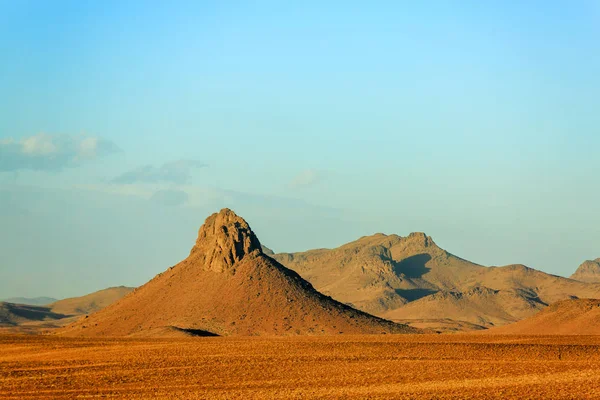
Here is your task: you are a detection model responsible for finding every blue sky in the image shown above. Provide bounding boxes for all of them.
[1,1,599,298]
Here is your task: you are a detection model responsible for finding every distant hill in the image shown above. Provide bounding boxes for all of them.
[271,233,600,330]
[49,286,134,315]
[0,287,134,334]
[570,258,600,283]
[484,298,600,335]
[0,302,67,327]
[59,209,416,337]
[2,297,57,306]
[381,286,545,328]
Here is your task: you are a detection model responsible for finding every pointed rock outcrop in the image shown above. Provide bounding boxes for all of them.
[188,208,262,274]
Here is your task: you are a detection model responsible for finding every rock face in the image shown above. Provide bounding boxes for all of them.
[570,259,600,283]
[271,234,600,330]
[188,209,263,274]
[485,298,600,335]
[59,209,416,337]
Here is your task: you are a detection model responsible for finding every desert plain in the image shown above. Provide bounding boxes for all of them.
[2,333,600,399]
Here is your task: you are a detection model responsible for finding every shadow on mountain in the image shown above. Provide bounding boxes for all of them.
[1,303,69,324]
[395,288,438,302]
[171,327,220,337]
[393,254,432,278]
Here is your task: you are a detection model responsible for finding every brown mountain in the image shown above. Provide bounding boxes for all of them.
[484,298,600,335]
[49,286,134,315]
[271,233,600,330]
[381,286,545,329]
[59,209,416,337]
[570,258,600,283]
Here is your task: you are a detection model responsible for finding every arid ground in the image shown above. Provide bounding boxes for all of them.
[2,334,600,399]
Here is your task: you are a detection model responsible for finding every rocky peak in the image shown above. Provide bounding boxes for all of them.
[404,232,437,247]
[406,232,435,248]
[189,208,263,274]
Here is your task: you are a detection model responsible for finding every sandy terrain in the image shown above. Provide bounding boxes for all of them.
[2,334,600,399]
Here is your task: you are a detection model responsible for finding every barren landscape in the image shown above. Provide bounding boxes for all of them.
[2,334,600,399]
[2,210,600,399]
[3,3,598,399]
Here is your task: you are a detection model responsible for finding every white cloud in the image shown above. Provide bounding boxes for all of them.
[21,134,58,155]
[0,134,119,172]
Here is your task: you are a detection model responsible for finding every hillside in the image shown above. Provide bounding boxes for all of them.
[49,286,134,315]
[59,209,416,337]
[382,286,545,328]
[484,298,600,335]
[271,233,600,330]
[0,302,67,327]
[0,287,133,334]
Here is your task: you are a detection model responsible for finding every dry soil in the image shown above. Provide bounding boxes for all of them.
[2,334,600,399]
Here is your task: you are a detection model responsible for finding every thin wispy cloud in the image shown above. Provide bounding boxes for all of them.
[290,169,320,189]
[112,160,207,184]
[0,134,119,172]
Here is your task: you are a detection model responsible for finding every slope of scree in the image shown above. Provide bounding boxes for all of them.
[571,258,600,283]
[271,234,600,330]
[484,298,600,335]
[59,209,416,337]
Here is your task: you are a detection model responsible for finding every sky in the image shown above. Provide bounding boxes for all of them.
[1,1,599,298]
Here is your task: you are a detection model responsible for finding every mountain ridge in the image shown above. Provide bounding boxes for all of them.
[270,232,600,330]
